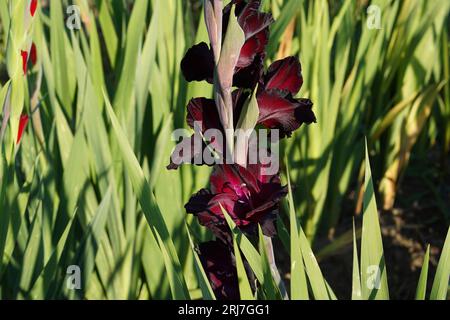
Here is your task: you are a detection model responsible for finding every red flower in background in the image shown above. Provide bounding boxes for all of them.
[21,50,28,75]
[17,114,29,144]
[30,43,37,66]
[20,43,37,76]
[30,0,38,17]
[185,164,287,242]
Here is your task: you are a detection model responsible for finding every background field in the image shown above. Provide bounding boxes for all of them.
[0,0,449,299]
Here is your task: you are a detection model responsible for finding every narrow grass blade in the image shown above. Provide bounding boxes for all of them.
[360,140,389,300]
[154,229,188,300]
[29,209,77,298]
[185,225,216,300]
[233,233,254,300]
[220,205,264,286]
[415,245,430,300]
[286,160,308,300]
[299,228,330,300]
[75,187,112,292]
[430,227,450,300]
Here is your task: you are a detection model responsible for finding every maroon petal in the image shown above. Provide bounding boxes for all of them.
[246,184,287,221]
[210,165,260,196]
[169,97,227,170]
[258,211,279,237]
[185,189,216,217]
[186,163,288,238]
[236,1,272,69]
[198,240,234,270]
[237,1,274,40]
[206,164,287,237]
[237,29,269,69]
[264,57,303,95]
[187,166,264,223]
[186,98,222,132]
[257,90,316,137]
[198,240,240,300]
[180,42,214,83]
[233,54,264,89]
[185,189,239,240]
[245,163,280,185]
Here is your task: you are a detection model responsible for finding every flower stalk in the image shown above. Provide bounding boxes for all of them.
[204,0,223,64]
[207,2,246,161]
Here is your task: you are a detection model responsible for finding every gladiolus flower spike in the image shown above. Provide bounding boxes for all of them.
[168,0,316,299]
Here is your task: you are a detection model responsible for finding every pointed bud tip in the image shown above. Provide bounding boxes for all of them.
[17,114,30,144]
[21,50,28,75]
[30,0,38,17]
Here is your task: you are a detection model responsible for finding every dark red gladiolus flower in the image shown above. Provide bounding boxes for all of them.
[172,0,316,298]
[168,56,315,169]
[181,0,273,88]
[21,50,28,75]
[30,43,37,66]
[166,98,223,170]
[198,241,240,300]
[257,56,315,137]
[30,0,38,17]
[185,164,287,241]
[17,114,29,144]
